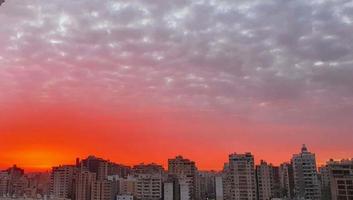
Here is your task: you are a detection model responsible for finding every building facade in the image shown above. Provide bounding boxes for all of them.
[292,145,321,200]
[256,160,280,200]
[279,162,294,199]
[321,159,353,200]
[168,156,199,200]
[50,165,76,199]
[226,153,257,200]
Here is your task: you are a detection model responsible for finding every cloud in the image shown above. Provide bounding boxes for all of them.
[0,0,352,127]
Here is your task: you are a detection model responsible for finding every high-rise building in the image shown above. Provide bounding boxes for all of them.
[179,178,190,200]
[0,172,10,196]
[24,172,51,197]
[0,165,27,197]
[80,156,131,181]
[133,163,164,175]
[222,163,232,200]
[215,175,223,200]
[321,159,353,200]
[135,173,162,200]
[226,152,257,200]
[116,175,137,196]
[129,163,164,199]
[76,170,96,200]
[279,162,294,198]
[81,156,109,181]
[164,182,175,200]
[168,156,199,200]
[107,163,131,179]
[319,164,331,200]
[292,144,321,200]
[91,180,116,200]
[163,175,181,200]
[256,160,280,200]
[199,171,216,200]
[50,165,76,199]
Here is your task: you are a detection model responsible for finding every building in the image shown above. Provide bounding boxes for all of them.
[278,162,294,199]
[292,144,321,200]
[319,165,331,200]
[0,172,10,197]
[80,156,131,181]
[107,163,131,179]
[91,180,116,200]
[76,170,96,200]
[129,163,164,199]
[226,152,257,200]
[81,156,109,181]
[168,156,199,200]
[164,182,175,200]
[132,163,164,175]
[24,172,51,198]
[215,175,223,200]
[135,173,162,200]
[199,171,216,200]
[321,159,353,200]
[163,174,182,200]
[50,165,76,199]
[222,163,232,200]
[116,175,136,196]
[0,165,27,197]
[179,178,190,200]
[256,160,280,200]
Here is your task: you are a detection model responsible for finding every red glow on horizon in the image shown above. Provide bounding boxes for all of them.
[0,102,352,172]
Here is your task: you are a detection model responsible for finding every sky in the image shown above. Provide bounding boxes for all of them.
[0,0,352,171]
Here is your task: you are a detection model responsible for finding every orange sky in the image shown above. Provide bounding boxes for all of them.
[1,0,353,172]
[0,102,351,172]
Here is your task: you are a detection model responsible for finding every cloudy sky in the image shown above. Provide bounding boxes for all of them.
[0,0,352,170]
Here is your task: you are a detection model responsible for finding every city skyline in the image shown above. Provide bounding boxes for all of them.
[0,145,350,172]
[1,0,353,172]
[1,145,352,200]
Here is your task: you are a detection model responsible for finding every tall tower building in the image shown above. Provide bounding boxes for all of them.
[168,156,199,200]
[81,156,109,181]
[321,159,353,200]
[279,162,294,198]
[215,175,223,200]
[0,172,10,196]
[179,178,191,200]
[222,163,232,200]
[76,170,96,200]
[116,175,137,196]
[91,180,115,200]
[50,165,76,199]
[163,175,181,200]
[292,144,321,200]
[318,165,331,200]
[135,173,162,200]
[256,160,280,200]
[131,163,163,200]
[0,165,27,197]
[164,181,175,200]
[226,153,256,200]
[198,171,216,200]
